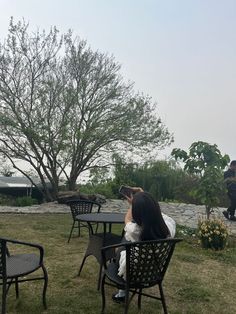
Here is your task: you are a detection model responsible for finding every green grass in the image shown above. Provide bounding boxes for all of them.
[0,214,236,314]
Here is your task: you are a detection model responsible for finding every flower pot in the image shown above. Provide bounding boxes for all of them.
[200,236,227,250]
[210,236,227,250]
[201,237,211,249]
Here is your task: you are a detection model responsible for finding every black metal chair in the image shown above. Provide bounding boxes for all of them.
[101,238,182,314]
[66,199,101,243]
[0,237,48,314]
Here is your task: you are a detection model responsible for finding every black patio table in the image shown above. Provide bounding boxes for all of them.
[76,212,125,289]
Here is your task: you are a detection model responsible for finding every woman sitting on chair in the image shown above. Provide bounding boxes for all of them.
[112,187,176,303]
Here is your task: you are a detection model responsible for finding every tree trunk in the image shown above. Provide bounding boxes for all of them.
[68,178,77,191]
[206,205,211,219]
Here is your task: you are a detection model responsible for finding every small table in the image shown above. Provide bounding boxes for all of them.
[77,212,125,289]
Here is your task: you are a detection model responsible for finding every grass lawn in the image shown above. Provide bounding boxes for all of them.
[0,213,236,314]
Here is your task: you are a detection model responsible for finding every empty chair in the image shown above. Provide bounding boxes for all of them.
[101,238,182,314]
[0,237,48,314]
[66,199,101,243]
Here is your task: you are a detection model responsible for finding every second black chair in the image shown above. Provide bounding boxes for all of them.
[0,237,48,314]
[66,199,101,243]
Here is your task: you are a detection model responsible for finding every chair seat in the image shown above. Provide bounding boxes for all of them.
[105,261,126,288]
[6,253,40,278]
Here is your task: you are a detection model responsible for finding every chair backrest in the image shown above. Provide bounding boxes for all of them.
[125,238,182,289]
[0,239,7,280]
[66,199,101,220]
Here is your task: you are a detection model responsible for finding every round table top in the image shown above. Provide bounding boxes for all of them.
[76,212,125,223]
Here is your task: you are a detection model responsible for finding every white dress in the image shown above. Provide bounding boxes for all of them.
[118,213,176,278]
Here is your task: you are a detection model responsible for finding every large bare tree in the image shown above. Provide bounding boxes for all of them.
[0,19,173,200]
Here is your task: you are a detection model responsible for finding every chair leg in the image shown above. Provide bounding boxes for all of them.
[138,288,142,309]
[78,221,81,237]
[42,264,48,309]
[159,283,168,314]
[97,264,103,290]
[95,223,99,234]
[2,280,7,314]
[101,274,106,314]
[68,221,75,243]
[78,255,88,276]
[86,223,94,235]
[124,289,130,314]
[15,277,19,298]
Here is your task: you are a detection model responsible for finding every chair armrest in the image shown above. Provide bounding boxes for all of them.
[101,242,126,269]
[1,237,44,265]
[92,201,101,213]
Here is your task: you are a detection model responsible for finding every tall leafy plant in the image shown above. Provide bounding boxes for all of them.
[171,141,229,218]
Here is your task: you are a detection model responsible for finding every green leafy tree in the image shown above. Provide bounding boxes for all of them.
[112,154,137,188]
[171,141,230,218]
[0,19,173,201]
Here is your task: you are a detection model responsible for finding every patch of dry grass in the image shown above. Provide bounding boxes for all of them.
[0,213,235,313]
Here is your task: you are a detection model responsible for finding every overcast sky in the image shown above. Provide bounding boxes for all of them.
[1,0,236,161]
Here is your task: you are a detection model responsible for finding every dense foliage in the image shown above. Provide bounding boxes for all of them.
[79,157,229,208]
[0,194,38,206]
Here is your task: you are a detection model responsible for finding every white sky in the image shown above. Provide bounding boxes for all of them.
[1,0,236,161]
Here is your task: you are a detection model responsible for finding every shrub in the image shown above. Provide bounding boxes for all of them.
[14,196,38,207]
[79,180,118,199]
[198,217,229,250]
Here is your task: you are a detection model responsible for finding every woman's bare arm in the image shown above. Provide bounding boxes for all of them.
[124,187,143,225]
[125,207,132,224]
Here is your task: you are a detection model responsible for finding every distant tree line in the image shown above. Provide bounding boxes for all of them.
[80,157,229,208]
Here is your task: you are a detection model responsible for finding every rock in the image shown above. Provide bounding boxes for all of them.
[57,191,81,204]
[57,191,106,204]
[95,194,106,204]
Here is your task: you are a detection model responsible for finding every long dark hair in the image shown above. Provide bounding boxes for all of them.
[132,192,170,240]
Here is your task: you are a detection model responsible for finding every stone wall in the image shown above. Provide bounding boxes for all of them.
[0,199,235,234]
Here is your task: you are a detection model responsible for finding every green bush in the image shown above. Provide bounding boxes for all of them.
[14,196,38,207]
[79,180,118,199]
